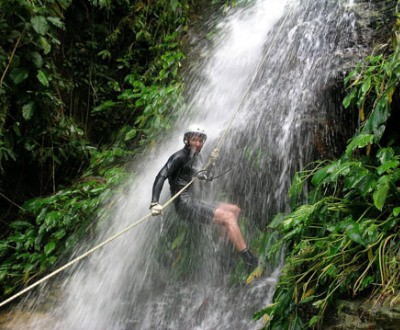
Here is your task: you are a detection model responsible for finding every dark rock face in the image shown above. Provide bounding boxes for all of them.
[311,0,397,161]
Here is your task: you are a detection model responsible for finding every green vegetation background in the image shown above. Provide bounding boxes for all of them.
[0,0,230,299]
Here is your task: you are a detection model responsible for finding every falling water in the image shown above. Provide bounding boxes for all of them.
[8,0,382,328]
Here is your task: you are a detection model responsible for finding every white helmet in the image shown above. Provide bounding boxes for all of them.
[183,124,207,144]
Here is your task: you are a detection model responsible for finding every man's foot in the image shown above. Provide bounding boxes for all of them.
[239,248,258,273]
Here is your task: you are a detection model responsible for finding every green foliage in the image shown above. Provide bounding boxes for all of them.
[0,152,128,298]
[0,0,237,303]
[257,17,400,330]
[0,0,241,304]
[0,0,192,203]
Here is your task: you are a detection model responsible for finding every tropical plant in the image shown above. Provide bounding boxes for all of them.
[256,10,400,330]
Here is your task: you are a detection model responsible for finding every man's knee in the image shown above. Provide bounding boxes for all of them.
[224,212,239,228]
[232,204,241,216]
[220,203,240,216]
[214,208,236,226]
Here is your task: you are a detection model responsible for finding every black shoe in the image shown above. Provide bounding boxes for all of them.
[239,248,258,273]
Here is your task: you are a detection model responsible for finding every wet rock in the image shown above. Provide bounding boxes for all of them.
[325,298,400,330]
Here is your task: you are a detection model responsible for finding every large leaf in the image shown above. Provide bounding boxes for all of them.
[44,241,56,255]
[311,163,333,185]
[124,129,137,141]
[377,160,399,175]
[376,147,395,165]
[31,16,49,35]
[362,93,392,139]
[345,134,374,157]
[10,68,29,84]
[344,166,376,196]
[47,16,64,29]
[345,221,365,246]
[37,70,50,87]
[373,175,390,211]
[39,36,52,54]
[393,207,400,217]
[289,173,303,198]
[361,77,371,93]
[342,89,357,108]
[31,52,43,68]
[22,102,35,120]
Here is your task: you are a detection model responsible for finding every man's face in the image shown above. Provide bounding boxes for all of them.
[188,134,205,153]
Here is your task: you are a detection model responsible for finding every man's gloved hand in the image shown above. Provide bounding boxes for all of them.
[150,202,163,216]
[196,170,214,181]
[210,148,219,163]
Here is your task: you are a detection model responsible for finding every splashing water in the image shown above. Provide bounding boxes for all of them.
[9,0,375,328]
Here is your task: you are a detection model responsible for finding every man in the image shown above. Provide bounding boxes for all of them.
[150,124,258,271]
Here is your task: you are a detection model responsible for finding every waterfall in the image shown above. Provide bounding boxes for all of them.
[9,0,373,328]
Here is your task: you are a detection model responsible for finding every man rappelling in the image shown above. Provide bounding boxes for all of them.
[150,124,258,272]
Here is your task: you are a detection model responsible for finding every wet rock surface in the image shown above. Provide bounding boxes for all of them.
[325,298,400,330]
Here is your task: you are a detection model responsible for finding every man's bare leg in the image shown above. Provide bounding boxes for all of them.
[213,204,246,251]
[212,203,258,271]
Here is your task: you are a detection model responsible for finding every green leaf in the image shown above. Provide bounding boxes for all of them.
[289,173,304,199]
[44,210,62,228]
[31,52,43,68]
[10,68,29,84]
[124,129,137,141]
[9,221,34,230]
[22,102,35,120]
[377,147,395,165]
[362,96,391,139]
[31,16,49,35]
[44,241,56,255]
[309,315,320,327]
[346,222,365,246]
[92,100,117,113]
[268,213,285,229]
[53,229,66,240]
[377,160,399,175]
[361,77,371,93]
[311,166,330,186]
[39,36,52,54]
[342,89,356,108]
[373,176,390,211]
[37,70,49,87]
[170,0,179,11]
[13,122,21,137]
[344,169,376,197]
[393,207,400,217]
[47,17,64,29]
[345,134,374,157]
[171,231,185,250]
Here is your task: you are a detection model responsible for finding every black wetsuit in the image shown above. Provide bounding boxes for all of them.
[151,145,217,223]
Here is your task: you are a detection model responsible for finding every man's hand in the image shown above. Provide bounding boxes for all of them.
[196,170,213,181]
[150,202,163,216]
[210,148,219,163]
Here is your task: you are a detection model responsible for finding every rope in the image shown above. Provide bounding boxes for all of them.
[0,5,292,309]
[0,180,194,309]
[213,6,291,152]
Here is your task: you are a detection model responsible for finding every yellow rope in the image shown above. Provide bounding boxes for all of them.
[0,180,194,309]
[0,6,292,309]
[214,6,291,151]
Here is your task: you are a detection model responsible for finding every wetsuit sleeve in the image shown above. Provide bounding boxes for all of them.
[151,152,184,203]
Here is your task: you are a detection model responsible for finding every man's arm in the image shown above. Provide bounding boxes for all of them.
[151,151,184,203]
